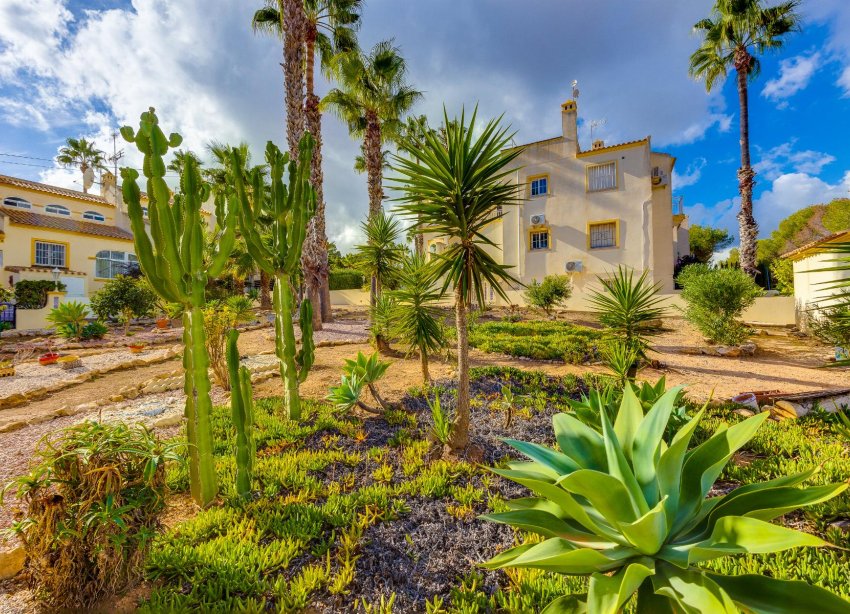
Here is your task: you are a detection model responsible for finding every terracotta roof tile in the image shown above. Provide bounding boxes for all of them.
[781,229,850,260]
[0,207,134,241]
[0,173,112,204]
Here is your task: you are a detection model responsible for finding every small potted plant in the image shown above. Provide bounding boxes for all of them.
[0,358,13,377]
[128,342,147,354]
[155,313,170,329]
[39,352,60,366]
[57,355,83,370]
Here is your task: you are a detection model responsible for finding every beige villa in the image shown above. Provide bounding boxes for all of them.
[426,99,690,307]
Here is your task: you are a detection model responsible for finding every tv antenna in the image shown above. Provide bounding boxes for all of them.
[590,118,607,141]
[109,131,124,208]
[571,80,580,100]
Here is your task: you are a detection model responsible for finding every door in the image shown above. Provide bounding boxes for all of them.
[60,276,86,299]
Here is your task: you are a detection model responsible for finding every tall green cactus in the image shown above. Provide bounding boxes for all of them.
[226,329,254,498]
[231,135,316,420]
[120,108,236,507]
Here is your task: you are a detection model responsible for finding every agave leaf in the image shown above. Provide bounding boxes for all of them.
[632,387,683,504]
[684,516,830,564]
[503,438,581,476]
[558,470,639,525]
[706,573,850,614]
[553,413,608,471]
[673,412,769,533]
[484,538,632,573]
[588,562,655,614]
[480,510,616,548]
[481,542,537,568]
[507,497,569,518]
[656,409,704,527]
[504,460,562,481]
[618,496,668,555]
[541,594,588,614]
[614,384,643,459]
[635,579,677,613]
[652,565,738,613]
[600,409,650,516]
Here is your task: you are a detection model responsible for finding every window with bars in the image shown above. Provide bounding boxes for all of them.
[530,230,550,251]
[529,175,548,197]
[34,241,66,267]
[95,250,138,279]
[589,221,618,249]
[587,162,616,192]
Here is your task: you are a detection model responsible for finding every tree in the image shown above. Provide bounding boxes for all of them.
[167,149,203,177]
[689,0,801,277]
[323,40,421,220]
[90,275,158,335]
[56,138,107,194]
[689,224,733,263]
[393,107,523,450]
[524,275,572,317]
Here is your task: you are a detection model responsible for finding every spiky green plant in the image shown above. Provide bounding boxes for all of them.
[428,394,453,445]
[121,108,236,507]
[226,329,254,499]
[482,389,848,613]
[230,135,316,419]
[327,351,391,414]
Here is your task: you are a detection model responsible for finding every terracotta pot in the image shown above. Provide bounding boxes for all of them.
[39,353,60,366]
[128,345,146,354]
[156,317,170,329]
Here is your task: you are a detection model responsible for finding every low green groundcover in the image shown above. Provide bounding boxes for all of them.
[469,320,609,364]
[141,369,850,612]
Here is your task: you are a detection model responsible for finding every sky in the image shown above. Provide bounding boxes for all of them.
[1,0,849,254]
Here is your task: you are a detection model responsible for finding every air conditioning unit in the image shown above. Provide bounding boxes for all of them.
[651,166,668,186]
[565,260,583,273]
[530,214,546,226]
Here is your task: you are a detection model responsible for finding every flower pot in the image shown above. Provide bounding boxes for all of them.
[57,356,82,370]
[0,364,14,377]
[156,317,170,330]
[39,353,60,366]
[128,345,146,354]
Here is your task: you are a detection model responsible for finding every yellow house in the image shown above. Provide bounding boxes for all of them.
[0,172,147,302]
[782,230,850,325]
[426,99,690,307]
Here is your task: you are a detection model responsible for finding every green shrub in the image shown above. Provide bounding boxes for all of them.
[329,268,366,290]
[524,275,572,316]
[46,300,90,339]
[677,264,763,345]
[806,302,850,348]
[468,320,607,364]
[3,421,179,610]
[80,320,108,340]
[14,279,66,309]
[90,275,158,334]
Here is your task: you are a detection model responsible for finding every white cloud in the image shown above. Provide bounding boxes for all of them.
[753,141,836,181]
[673,157,707,189]
[0,0,72,79]
[803,0,850,96]
[762,52,821,102]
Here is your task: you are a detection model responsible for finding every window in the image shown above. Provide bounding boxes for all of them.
[83,210,105,222]
[141,206,149,218]
[95,250,138,279]
[529,175,548,197]
[3,196,31,209]
[588,221,618,249]
[587,162,617,192]
[45,204,71,216]
[530,230,550,251]
[34,241,67,267]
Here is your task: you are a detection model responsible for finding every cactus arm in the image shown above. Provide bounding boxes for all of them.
[182,313,201,503]
[187,295,217,507]
[296,298,315,383]
[208,198,237,279]
[227,329,253,498]
[274,274,301,420]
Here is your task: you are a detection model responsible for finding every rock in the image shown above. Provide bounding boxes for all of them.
[770,401,799,421]
[0,544,25,580]
[733,408,756,417]
[109,394,124,403]
[754,329,769,336]
[715,346,742,358]
[76,402,98,412]
[27,414,53,426]
[0,420,27,433]
[829,519,850,533]
[141,406,167,417]
[154,414,183,428]
[740,342,757,356]
[775,399,806,418]
[52,405,74,417]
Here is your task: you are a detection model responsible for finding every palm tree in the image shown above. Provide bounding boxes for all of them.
[323,40,421,219]
[56,138,106,193]
[689,0,801,277]
[399,114,432,256]
[390,254,445,383]
[392,108,523,450]
[167,149,203,177]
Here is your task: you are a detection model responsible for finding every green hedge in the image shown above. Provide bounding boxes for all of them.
[329,269,365,291]
[468,320,609,364]
[14,279,67,309]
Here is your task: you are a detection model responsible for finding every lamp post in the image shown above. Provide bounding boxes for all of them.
[51,268,60,291]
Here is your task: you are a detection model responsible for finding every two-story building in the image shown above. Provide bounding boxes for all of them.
[426,99,689,307]
[0,172,147,301]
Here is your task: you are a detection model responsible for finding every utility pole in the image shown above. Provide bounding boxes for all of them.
[108,131,124,209]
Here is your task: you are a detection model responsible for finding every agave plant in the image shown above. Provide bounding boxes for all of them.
[327,351,391,414]
[482,388,849,613]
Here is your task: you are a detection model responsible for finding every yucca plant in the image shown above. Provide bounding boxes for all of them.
[587,267,667,378]
[428,394,453,446]
[600,339,640,383]
[482,388,849,613]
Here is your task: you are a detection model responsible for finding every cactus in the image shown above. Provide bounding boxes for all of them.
[226,329,254,498]
[120,108,236,508]
[231,135,315,419]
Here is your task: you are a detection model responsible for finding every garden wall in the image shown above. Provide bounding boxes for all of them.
[14,290,67,331]
[329,289,371,306]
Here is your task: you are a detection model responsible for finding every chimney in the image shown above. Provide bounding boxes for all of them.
[101,171,129,231]
[561,100,578,156]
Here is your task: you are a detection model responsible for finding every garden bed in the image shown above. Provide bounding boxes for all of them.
[468,320,608,364]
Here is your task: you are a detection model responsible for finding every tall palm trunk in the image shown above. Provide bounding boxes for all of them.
[735,47,758,278]
[259,270,272,310]
[282,0,306,157]
[449,285,470,450]
[364,112,383,305]
[301,28,329,329]
[419,348,430,384]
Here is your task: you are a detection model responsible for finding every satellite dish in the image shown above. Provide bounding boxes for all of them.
[83,167,95,191]
[571,80,580,100]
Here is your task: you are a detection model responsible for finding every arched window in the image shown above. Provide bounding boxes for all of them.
[2,196,32,209]
[141,206,149,218]
[95,250,138,279]
[83,210,105,222]
[45,204,71,216]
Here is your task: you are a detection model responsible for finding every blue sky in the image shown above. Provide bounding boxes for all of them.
[1,0,849,252]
